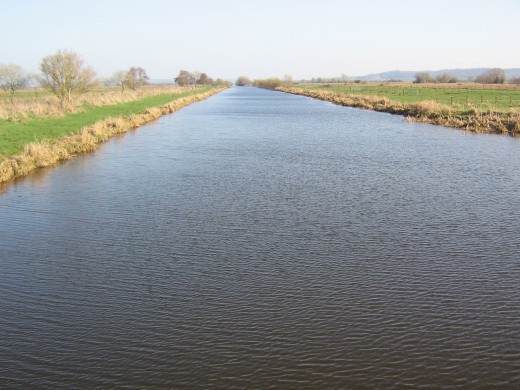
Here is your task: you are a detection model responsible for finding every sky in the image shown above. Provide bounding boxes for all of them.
[2,0,519,81]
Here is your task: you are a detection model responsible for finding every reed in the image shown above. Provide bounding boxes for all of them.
[0,88,225,183]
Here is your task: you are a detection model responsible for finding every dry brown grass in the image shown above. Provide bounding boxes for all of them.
[0,85,191,121]
[0,88,224,183]
[278,86,520,136]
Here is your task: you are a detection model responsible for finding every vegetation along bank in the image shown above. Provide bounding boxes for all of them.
[277,83,520,136]
[0,87,225,183]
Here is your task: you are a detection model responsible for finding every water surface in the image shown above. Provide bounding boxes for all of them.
[1,87,519,388]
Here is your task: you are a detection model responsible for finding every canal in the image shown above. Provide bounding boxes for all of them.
[1,87,519,388]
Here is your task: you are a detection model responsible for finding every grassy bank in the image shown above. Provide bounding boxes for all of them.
[0,87,215,158]
[0,85,193,121]
[278,83,520,136]
[0,86,224,183]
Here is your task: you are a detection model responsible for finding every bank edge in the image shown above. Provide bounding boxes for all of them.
[0,88,226,184]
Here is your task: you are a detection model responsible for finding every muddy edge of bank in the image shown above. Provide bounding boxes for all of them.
[0,88,226,184]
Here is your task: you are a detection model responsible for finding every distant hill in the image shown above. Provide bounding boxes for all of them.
[354,68,520,81]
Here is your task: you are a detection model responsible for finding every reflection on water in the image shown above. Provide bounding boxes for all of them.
[1,87,519,388]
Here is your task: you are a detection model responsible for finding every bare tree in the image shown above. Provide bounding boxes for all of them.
[125,67,149,90]
[191,71,201,85]
[0,63,29,100]
[436,73,458,83]
[111,70,127,93]
[510,77,520,85]
[475,68,506,84]
[39,49,97,105]
[175,70,194,87]
[414,72,436,83]
[136,68,149,87]
[196,73,211,85]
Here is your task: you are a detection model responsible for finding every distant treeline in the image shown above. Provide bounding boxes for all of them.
[414,68,520,84]
[293,68,520,85]
[173,70,231,88]
[236,76,283,90]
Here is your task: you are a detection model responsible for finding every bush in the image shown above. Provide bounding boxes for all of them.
[414,72,436,83]
[475,68,506,84]
[236,76,252,86]
[436,73,458,83]
[253,78,282,89]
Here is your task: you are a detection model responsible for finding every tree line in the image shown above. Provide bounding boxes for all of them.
[415,68,520,84]
[258,70,520,85]
[0,49,227,106]
[235,76,283,89]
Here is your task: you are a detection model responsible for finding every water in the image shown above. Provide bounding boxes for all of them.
[1,87,519,388]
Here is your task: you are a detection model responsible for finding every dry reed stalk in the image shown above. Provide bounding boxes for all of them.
[278,87,520,136]
[0,88,225,184]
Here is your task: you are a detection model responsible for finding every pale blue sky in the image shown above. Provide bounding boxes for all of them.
[2,0,519,80]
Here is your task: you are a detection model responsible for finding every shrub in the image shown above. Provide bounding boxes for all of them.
[475,68,506,84]
[414,72,436,83]
[236,76,252,86]
[436,73,458,83]
[253,78,282,89]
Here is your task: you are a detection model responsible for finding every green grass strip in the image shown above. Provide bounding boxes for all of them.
[0,87,212,159]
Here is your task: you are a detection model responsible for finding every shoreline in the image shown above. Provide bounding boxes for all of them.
[0,88,225,184]
[277,86,520,137]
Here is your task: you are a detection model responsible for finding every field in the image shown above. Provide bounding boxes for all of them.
[280,83,520,135]
[0,86,214,160]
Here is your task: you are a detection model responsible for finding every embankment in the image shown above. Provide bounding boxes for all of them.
[278,86,520,136]
[0,88,225,183]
